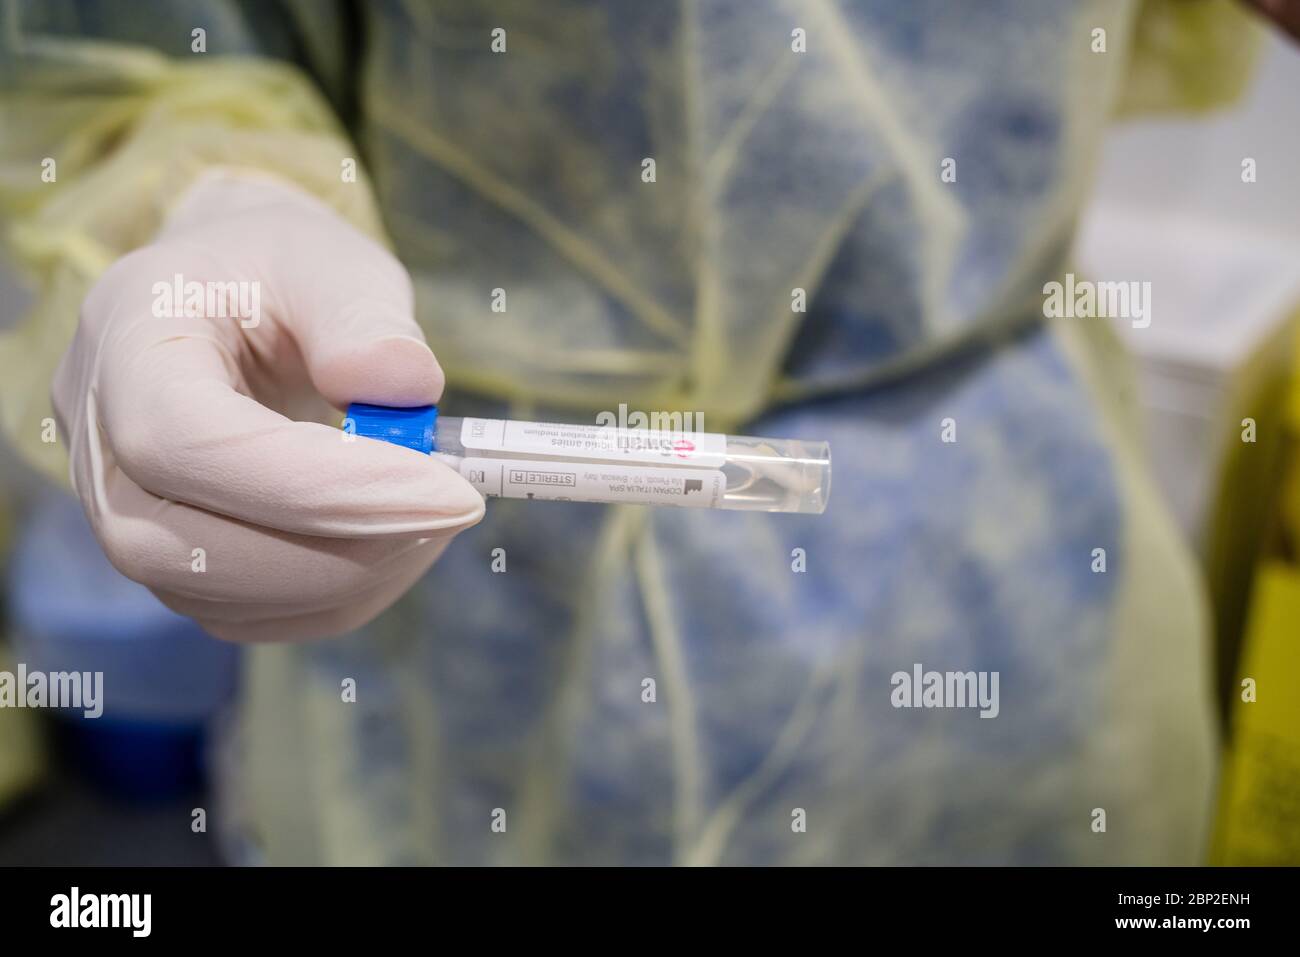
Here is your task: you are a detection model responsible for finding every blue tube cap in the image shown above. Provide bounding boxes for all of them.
[345,403,438,454]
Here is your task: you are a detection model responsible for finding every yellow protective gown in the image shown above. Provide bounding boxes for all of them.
[0,0,1260,864]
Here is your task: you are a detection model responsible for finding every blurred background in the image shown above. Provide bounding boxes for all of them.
[1,12,1299,867]
[1074,26,1300,865]
[0,132,238,865]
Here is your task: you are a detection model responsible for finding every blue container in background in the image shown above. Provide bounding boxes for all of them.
[7,495,240,800]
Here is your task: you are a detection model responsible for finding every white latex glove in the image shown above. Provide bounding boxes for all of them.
[52,171,485,642]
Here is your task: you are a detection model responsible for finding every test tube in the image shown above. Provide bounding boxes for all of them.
[344,403,831,514]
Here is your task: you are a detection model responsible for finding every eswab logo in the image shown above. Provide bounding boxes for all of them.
[50,887,151,938]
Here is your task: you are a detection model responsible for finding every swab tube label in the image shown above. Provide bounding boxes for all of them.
[459,417,727,468]
[457,457,725,508]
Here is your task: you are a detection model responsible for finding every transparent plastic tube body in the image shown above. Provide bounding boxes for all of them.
[431,416,831,514]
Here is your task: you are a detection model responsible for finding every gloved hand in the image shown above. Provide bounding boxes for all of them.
[52,171,485,642]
